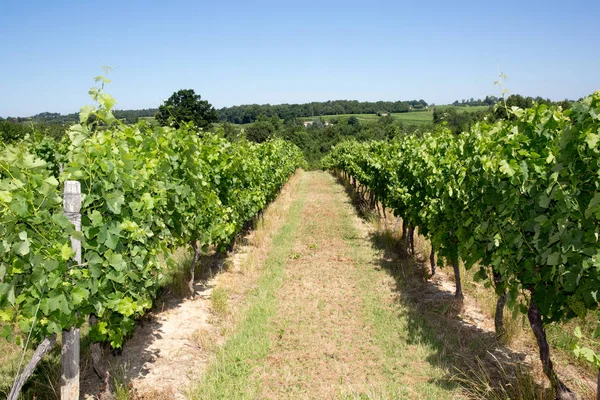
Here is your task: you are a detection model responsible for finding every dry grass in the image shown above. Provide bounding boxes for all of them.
[210,287,229,316]
[189,328,215,352]
[129,388,176,400]
[159,247,194,298]
[249,172,464,399]
[453,355,554,400]
[241,251,259,274]
[256,172,391,399]
[251,221,269,248]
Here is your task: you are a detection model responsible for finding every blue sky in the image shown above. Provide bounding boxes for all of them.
[1,0,598,117]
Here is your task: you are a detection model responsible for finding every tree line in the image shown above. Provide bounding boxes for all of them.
[2,91,576,167]
[216,99,429,124]
[2,92,575,133]
[3,99,429,127]
[3,109,158,125]
[451,94,574,109]
[451,95,499,106]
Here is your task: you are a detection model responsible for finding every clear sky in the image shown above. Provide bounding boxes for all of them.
[1,0,599,117]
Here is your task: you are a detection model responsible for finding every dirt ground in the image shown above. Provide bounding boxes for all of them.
[254,172,389,398]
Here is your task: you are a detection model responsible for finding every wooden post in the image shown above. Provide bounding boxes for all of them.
[8,335,57,400]
[62,181,81,400]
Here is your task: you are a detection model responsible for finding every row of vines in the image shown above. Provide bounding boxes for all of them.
[0,77,305,397]
[323,91,600,399]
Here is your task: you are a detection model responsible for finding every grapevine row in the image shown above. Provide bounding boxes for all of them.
[0,82,304,357]
[323,91,600,398]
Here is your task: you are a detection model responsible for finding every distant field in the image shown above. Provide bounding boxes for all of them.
[296,105,490,126]
[298,111,432,125]
[434,105,490,113]
[392,111,432,125]
[139,116,157,124]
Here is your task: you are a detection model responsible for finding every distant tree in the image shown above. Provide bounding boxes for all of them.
[333,104,345,115]
[310,119,325,129]
[245,114,279,143]
[483,95,497,106]
[156,89,217,129]
[433,107,490,134]
[0,119,29,142]
[220,122,243,142]
[348,116,359,126]
[379,114,394,125]
[432,108,444,124]
[557,100,572,110]
[283,116,300,127]
[493,94,533,120]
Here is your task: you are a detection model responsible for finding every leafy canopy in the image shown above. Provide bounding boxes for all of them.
[155,89,217,129]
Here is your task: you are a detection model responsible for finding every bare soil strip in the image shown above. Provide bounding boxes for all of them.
[255,172,386,398]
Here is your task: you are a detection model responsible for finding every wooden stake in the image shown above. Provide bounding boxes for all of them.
[62,181,81,400]
[8,335,57,400]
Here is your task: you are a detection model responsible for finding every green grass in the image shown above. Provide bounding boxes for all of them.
[298,111,430,122]
[333,183,462,399]
[295,105,490,127]
[188,175,308,399]
[138,116,157,124]
[391,111,433,125]
[433,105,489,113]
[210,287,229,316]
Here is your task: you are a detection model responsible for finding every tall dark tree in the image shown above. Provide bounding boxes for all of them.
[156,89,217,129]
[245,115,280,143]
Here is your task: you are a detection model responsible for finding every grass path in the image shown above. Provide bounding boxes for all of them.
[193,171,463,399]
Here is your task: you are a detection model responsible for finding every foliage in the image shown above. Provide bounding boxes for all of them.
[323,91,600,393]
[0,120,66,144]
[0,76,304,350]
[573,326,600,370]
[0,120,30,143]
[155,89,218,129]
[218,122,243,142]
[492,94,573,120]
[0,144,75,341]
[244,115,281,143]
[432,106,490,134]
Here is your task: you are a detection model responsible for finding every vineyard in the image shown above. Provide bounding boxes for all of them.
[0,78,304,398]
[323,91,600,399]
[2,80,600,399]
